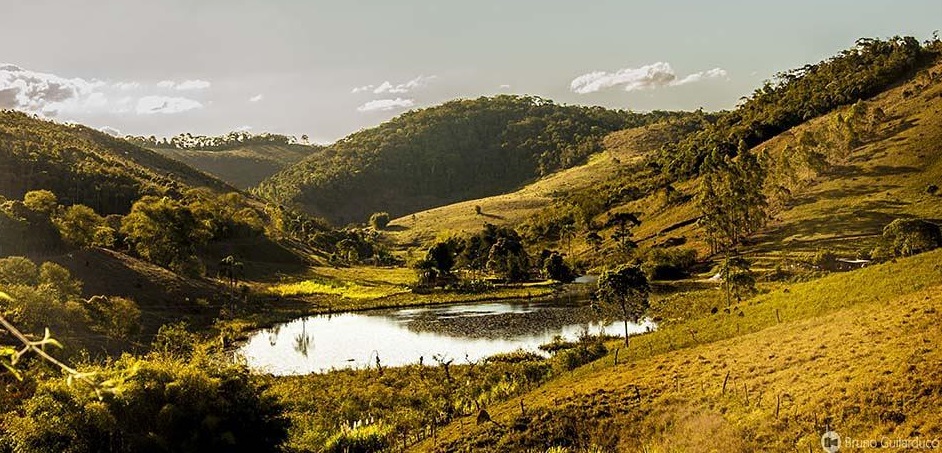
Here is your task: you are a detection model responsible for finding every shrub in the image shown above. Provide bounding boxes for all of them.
[324,422,391,453]
[873,218,942,258]
[22,190,58,215]
[1,355,289,453]
[369,211,390,230]
[55,204,105,248]
[641,248,697,280]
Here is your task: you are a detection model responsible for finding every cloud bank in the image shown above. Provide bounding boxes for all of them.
[0,64,105,115]
[356,98,415,112]
[570,62,727,94]
[0,63,207,117]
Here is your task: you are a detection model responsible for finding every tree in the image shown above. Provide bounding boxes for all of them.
[874,218,942,258]
[54,204,104,248]
[369,212,391,229]
[698,152,768,307]
[596,265,650,347]
[23,190,58,215]
[120,196,210,276]
[486,237,530,282]
[542,252,574,283]
[719,256,756,303]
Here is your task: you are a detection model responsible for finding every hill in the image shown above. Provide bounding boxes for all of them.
[255,95,683,224]
[389,38,942,273]
[152,143,319,189]
[0,111,233,214]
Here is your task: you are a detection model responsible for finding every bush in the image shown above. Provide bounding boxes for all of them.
[874,218,942,258]
[641,248,697,280]
[1,355,289,453]
[369,212,391,230]
[54,204,105,248]
[324,422,391,453]
[23,190,58,215]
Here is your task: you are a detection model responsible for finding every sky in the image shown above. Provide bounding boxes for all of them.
[1,0,939,144]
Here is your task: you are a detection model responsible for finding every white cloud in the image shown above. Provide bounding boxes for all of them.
[0,63,106,115]
[175,79,211,90]
[135,96,203,114]
[356,98,415,112]
[235,125,253,131]
[98,125,122,136]
[248,94,264,102]
[570,62,728,94]
[673,68,728,86]
[0,64,210,117]
[499,84,511,90]
[114,81,140,91]
[352,75,436,95]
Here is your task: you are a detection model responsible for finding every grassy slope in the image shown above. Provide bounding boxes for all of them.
[153,144,317,189]
[415,249,942,452]
[386,128,649,247]
[389,60,942,269]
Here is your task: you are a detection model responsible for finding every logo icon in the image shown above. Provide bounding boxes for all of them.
[821,430,841,453]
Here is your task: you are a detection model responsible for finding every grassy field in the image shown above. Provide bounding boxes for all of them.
[415,249,942,452]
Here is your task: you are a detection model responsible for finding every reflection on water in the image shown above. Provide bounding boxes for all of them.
[239,297,655,375]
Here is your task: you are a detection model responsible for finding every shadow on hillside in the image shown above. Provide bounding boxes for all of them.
[480,213,505,220]
[382,225,409,232]
[752,199,915,254]
[787,183,897,206]
[826,164,921,179]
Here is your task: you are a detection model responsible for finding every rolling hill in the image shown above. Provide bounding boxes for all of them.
[389,39,942,274]
[0,111,233,214]
[255,95,683,224]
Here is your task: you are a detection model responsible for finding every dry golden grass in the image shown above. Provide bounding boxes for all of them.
[413,249,942,452]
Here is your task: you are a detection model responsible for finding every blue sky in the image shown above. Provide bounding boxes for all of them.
[1,0,939,142]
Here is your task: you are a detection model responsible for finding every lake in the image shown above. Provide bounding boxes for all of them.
[239,294,655,375]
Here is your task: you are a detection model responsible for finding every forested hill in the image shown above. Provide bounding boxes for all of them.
[0,111,233,214]
[254,95,682,224]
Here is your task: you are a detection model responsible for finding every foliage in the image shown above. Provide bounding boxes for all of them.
[541,251,575,283]
[660,36,931,177]
[120,196,210,276]
[84,296,142,340]
[0,199,64,256]
[369,211,390,230]
[255,95,678,223]
[595,264,650,346]
[127,130,305,150]
[54,204,105,248]
[873,218,942,259]
[0,110,229,214]
[641,248,698,280]
[22,189,58,215]
[1,354,289,453]
[697,152,768,254]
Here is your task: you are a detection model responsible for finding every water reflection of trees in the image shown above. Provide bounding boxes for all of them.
[293,320,313,357]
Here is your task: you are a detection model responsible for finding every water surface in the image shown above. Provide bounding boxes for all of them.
[240,295,654,375]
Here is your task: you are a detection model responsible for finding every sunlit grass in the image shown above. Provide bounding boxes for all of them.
[268,278,408,300]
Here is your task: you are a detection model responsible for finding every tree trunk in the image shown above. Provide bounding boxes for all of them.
[623,318,630,348]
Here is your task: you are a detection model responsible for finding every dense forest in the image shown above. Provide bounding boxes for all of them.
[255,95,683,223]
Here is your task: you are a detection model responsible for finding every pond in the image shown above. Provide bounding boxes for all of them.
[240,293,655,375]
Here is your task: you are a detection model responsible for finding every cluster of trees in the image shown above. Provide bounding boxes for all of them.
[0,256,141,347]
[126,131,309,151]
[872,218,942,259]
[658,36,934,178]
[415,224,575,288]
[255,95,684,223]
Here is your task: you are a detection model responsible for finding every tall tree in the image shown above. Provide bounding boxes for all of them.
[595,264,650,347]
